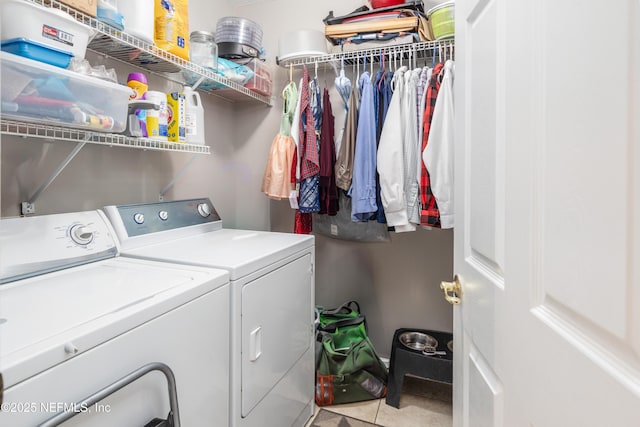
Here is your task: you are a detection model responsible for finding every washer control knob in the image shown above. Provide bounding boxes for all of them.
[69,224,94,246]
[159,210,169,221]
[197,202,211,218]
[133,213,145,224]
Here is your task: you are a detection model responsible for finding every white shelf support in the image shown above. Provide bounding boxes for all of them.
[21,141,87,215]
[159,154,199,201]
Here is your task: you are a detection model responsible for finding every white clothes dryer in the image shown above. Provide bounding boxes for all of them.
[103,198,315,427]
[0,210,230,427]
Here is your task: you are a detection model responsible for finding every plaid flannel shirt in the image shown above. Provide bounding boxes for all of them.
[420,62,444,227]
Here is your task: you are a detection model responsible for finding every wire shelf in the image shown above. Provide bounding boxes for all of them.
[277,40,455,68]
[24,0,272,105]
[1,119,212,154]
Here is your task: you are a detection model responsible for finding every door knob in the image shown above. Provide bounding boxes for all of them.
[440,275,462,305]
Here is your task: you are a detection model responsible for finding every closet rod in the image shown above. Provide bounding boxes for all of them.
[276,40,454,68]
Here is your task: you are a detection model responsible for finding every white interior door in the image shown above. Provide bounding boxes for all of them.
[453,0,640,426]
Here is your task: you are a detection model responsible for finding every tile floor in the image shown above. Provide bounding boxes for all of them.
[305,376,452,427]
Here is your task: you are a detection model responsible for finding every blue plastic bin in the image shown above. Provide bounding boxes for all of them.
[1,38,73,68]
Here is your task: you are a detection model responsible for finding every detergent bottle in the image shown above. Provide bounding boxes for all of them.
[183,86,205,145]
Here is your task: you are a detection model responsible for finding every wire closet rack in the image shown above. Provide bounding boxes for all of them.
[276,39,455,69]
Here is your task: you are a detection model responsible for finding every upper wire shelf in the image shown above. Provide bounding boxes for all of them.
[24,0,272,106]
[1,119,211,154]
[277,40,455,68]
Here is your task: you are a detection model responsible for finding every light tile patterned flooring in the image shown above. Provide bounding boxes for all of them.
[305,376,452,427]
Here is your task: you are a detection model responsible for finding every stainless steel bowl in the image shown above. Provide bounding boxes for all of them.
[398,332,438,352]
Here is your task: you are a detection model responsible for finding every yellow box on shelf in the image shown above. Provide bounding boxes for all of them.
[154,0,190,61]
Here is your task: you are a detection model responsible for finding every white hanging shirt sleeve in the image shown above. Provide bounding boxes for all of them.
[291,77,303,182]
[287,78,303,209]
[403,68,422,228]
[423,60,455,229]
[377,66,411,229]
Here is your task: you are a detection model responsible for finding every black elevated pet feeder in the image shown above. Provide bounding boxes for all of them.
[385,328,453,408]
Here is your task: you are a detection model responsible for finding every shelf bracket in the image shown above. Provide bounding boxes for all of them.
[21,140,88,216]
[191,74,207,91]
[159,154,199,201]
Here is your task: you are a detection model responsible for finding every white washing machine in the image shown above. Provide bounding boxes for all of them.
[103,198,315,427]
[0,210,230,427]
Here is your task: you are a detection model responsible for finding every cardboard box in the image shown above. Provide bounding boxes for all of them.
[167,92,186,143]
[56,0,97,17]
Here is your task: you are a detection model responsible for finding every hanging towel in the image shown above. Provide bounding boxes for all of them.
[424,60,455,229]
[419,62,444,227]
[349,71,378,222]
[262,81,298,200]
[319,88,339,216]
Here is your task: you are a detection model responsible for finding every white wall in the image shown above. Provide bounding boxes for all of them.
[0,0,453,357]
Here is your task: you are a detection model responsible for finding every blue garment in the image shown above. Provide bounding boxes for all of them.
[348,72,378,222]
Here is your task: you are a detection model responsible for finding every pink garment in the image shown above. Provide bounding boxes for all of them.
[262,134,296,199]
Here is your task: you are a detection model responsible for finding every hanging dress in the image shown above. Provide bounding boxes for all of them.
[261,81,298,199]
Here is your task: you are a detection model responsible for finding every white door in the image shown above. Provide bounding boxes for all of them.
[453,0,640,426]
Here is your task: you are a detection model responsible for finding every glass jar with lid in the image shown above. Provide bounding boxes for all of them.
[190,30,218,70]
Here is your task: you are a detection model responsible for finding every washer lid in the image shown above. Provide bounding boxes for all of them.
[123,228,314,280]
[0,257,228,389]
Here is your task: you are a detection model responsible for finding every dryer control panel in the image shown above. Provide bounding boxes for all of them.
[103,198,222,241]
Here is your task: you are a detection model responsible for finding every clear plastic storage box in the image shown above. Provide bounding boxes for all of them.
[1,52,133,133]
[243,59,272,97]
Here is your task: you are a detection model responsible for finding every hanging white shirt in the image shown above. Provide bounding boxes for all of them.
[378,66,415,232]
[423,60,455,229]
[403,68,422,227]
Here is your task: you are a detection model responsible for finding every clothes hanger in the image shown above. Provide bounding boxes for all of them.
[378,53,386,91]
[362,54,366,76]
[432,43,437,67]
[370,52,373,77]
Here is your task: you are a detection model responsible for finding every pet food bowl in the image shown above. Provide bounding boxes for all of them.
[427,1,455,40]
[398,331,438,352]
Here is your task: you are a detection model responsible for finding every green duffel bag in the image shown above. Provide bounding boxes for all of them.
[315,301,388,406]
[316,301,368,350]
